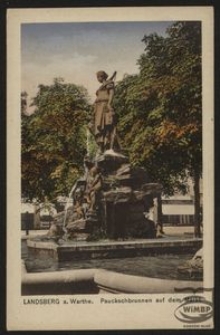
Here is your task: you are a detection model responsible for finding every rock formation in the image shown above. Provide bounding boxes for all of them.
[50,149,162,241]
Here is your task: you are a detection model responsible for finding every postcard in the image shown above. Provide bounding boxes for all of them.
[7,6,214,330]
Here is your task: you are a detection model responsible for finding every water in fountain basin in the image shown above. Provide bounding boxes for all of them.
[22,240,202,280]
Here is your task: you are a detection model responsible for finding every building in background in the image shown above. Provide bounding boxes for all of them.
[162,178,203,226]
[21,198,57,230]
[162,195,194,225]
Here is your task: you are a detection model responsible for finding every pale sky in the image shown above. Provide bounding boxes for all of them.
[21,21,172,111]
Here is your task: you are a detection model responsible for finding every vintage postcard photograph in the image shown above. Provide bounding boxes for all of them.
[7,7,214,330]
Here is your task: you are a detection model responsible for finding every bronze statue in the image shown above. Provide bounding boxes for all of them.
[88,70,120,153]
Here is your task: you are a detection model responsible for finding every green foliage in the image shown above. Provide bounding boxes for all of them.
[21,78,90,200]
[21,91,28,115]
[115,21,202,195]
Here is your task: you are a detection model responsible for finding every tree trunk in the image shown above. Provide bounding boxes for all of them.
[157,194,164,232]
[193,171,201,237]
[154,194,164,237]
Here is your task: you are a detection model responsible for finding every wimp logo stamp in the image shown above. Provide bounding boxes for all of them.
[174,295,213,324]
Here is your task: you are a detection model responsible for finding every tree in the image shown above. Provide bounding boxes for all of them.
[115,21,202,236]
[21,91,28,115]
[21,78,90,200]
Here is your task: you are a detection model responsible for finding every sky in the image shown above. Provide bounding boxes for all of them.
[21,21,172,111]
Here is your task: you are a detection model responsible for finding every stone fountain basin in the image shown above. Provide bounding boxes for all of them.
[27,237,203,261]
[23,238,203,295]
[21,260,203,295]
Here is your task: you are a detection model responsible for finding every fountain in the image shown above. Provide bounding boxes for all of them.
[24,71,203,294]
[47,70,163,242]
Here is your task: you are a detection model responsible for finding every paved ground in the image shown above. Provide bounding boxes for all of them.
[21,225,195,240]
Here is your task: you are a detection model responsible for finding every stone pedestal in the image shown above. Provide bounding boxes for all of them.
[52,150,162,241]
